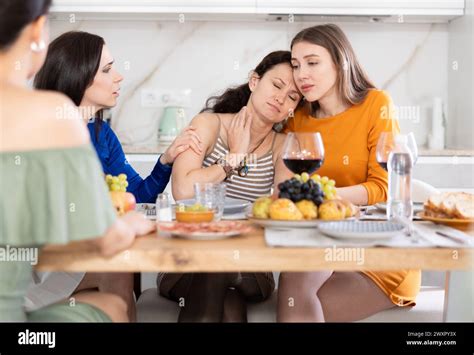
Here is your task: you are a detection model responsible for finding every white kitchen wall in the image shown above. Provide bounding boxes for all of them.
[48,19,449,148]
[448,0,473,149]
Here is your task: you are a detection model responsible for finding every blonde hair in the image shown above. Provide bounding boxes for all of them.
[291,24,376,112]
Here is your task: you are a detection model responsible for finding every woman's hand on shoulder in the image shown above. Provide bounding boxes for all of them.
[163,112,219,163]
[160,126,203,165]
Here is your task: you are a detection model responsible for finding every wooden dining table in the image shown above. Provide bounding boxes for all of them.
[36,221,472,272]
[36,219,474,321]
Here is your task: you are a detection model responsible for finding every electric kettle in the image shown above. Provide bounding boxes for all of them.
[158,106,186,143]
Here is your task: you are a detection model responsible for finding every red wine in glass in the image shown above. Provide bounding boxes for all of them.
[283,158,324,175]
[376,132,396,172]
[282,132,325,174]
[377,160,388,172]
[376,132,417,172]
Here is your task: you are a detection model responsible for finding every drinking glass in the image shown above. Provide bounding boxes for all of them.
[194,182,227,221]
[376,132,418,171]
[376,132,397,171]
[281,132,325,174]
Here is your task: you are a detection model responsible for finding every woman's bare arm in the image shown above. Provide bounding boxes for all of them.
[171,113,227,200]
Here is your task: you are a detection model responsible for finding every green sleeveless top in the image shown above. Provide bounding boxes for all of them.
[0,144,117,321]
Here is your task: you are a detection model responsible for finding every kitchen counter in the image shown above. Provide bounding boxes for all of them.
[123,144,168,154]
[418,149,474,156]
[123,144,474,156]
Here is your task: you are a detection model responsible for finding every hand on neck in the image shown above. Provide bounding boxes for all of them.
[245,100,274,150]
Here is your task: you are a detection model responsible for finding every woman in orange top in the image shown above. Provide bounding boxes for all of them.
[275,24,421,322]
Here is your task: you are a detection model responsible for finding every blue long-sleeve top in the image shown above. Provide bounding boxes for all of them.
[88,121,172,203]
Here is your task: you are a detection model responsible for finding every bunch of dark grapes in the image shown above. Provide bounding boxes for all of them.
[278,178,324,206]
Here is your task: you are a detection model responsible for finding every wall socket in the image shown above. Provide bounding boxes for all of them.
[141,89,191,107]
[141,89,167,107]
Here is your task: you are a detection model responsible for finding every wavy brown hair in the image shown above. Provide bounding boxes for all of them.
[201,50,296,114]
[291,24,376,113]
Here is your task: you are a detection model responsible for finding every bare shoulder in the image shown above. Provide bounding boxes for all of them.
[189,112,222,139]
[190,111,218,125]
[30,90,90,145]
[1,88,89,151]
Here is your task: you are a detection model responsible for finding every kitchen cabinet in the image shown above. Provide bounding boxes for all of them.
[50,0,464,22]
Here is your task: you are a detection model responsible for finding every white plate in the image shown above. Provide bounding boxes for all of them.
[167,230,242,241]
[375,202,424,213]
[176,197,251,214]
[158,221,251,240]
[318,221,405,240]
[247,214,324,228]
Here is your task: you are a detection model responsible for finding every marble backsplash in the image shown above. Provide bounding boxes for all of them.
[48,19,449,147]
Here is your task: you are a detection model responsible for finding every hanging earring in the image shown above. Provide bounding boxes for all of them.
[30,40,46,52]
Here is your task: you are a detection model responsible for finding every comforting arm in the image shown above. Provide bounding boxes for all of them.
[104,124,172,203]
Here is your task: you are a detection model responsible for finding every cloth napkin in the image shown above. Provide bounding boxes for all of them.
[264,221,473,249]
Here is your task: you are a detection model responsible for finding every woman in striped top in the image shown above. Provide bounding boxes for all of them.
[157,51,302,322]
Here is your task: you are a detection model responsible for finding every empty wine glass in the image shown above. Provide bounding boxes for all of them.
[282,132,325,174]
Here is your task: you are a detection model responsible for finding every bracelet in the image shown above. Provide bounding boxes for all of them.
[215,157,234,180]
[237,156,249,177]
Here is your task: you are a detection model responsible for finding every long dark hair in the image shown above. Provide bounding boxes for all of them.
[201,50,295,114]
[0,0,51,50]
[291,24,376,113]
[34,31,106,139]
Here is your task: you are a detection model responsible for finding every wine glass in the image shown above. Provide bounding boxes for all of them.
[406,132,418,165]
[376,132,418,171]
[282,132,325,174]
[376,132,397,172]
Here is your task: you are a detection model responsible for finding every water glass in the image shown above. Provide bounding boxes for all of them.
[194,182,226,221]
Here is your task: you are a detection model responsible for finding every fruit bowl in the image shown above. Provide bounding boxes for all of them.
[246,213,323,228]
[250,174,358,224]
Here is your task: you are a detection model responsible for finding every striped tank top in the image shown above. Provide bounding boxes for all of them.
[202,136,275,202]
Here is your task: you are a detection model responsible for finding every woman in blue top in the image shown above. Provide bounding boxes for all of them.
[32,30,202,321]
[34,31,203,203]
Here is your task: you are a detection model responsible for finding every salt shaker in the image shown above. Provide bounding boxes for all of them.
[156,192,172,222]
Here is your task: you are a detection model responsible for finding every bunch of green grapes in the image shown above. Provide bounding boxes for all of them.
[310,174,337,200]
[105,173,128,192]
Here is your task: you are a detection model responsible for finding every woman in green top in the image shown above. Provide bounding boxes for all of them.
[0,0,155,322]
